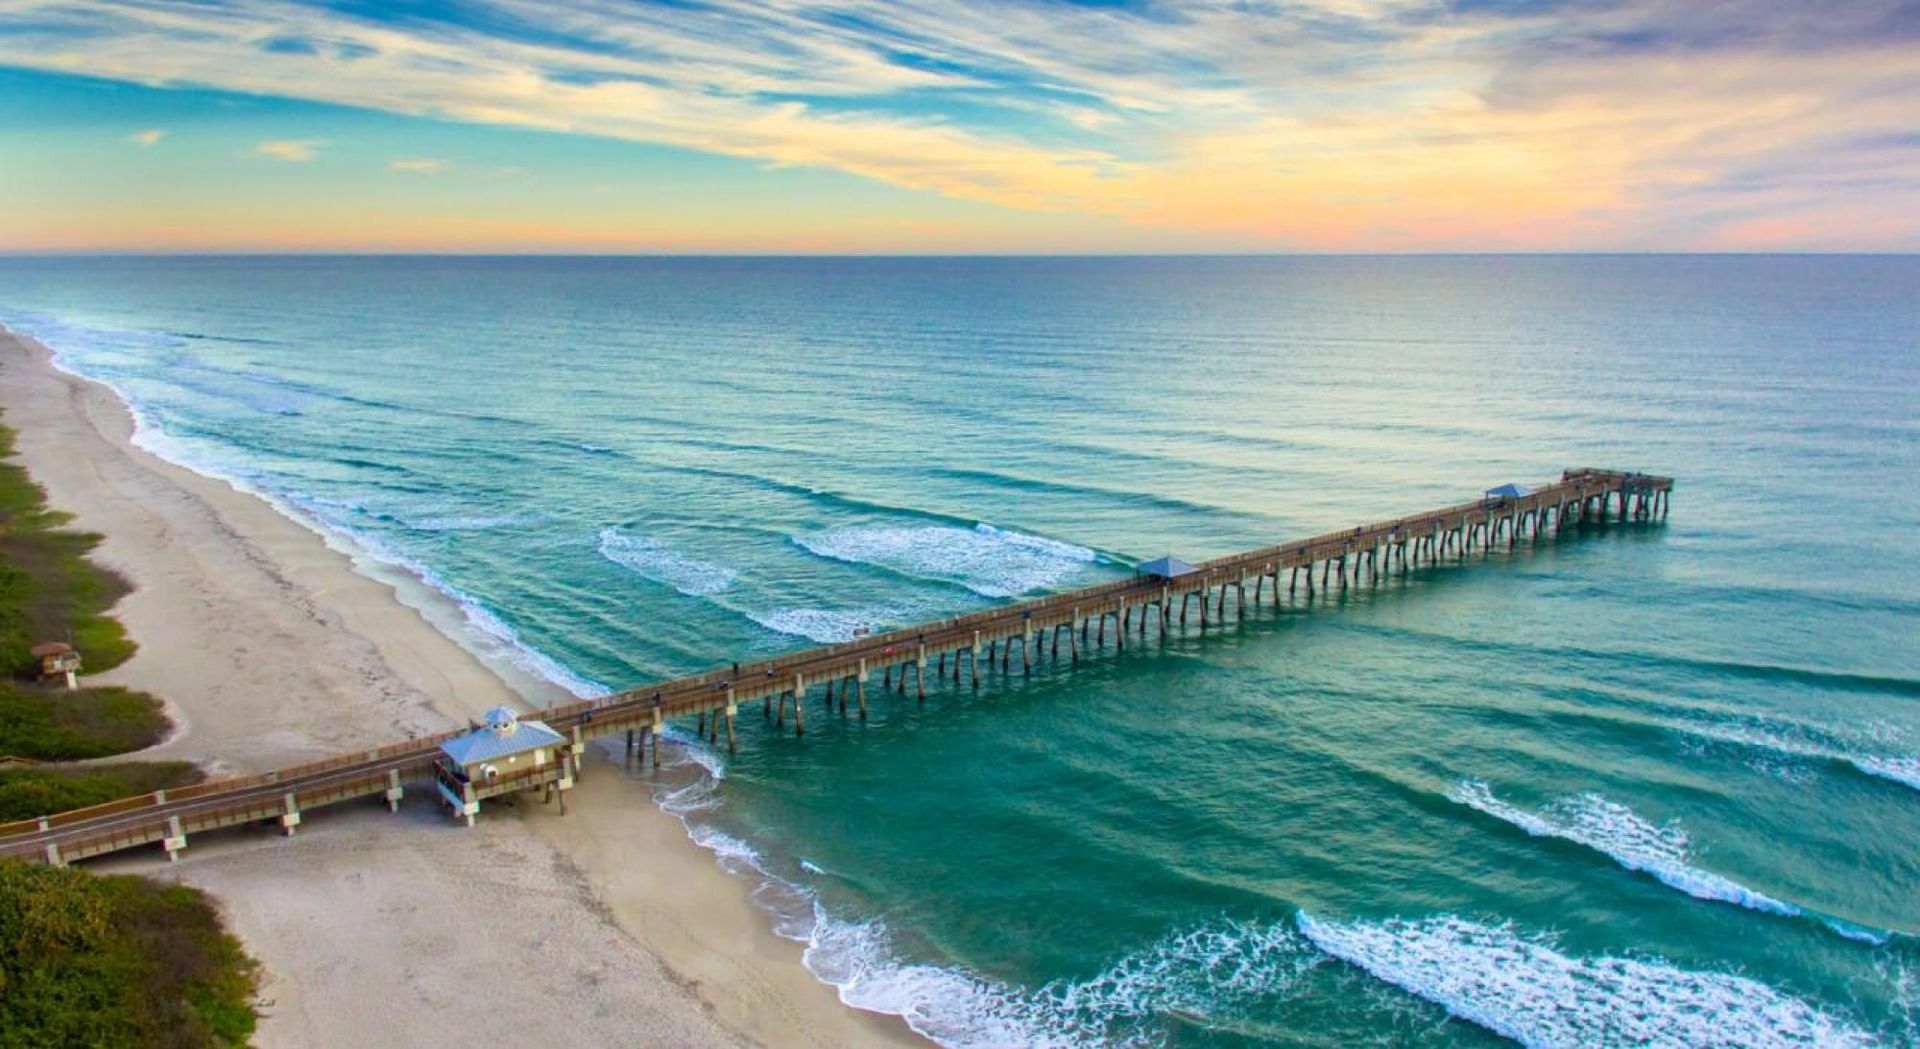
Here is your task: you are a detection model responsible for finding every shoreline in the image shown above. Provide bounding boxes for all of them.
[0,323,928,1048]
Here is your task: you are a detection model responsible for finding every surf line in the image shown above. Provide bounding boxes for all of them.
[6,468,1671,865]
[1449,780,1897,946]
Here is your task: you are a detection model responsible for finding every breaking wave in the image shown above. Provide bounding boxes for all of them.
[746,605,926,644]
[313,513,609,700]
[402,512,536,532]
[1297,912,1877,1048]
[648,742,1331,1048]
[1450,780,1798,917]
[812,915,1320,1049]
[792,522,1097,598]
[597,528,737,596]
[1677,720,1920,795]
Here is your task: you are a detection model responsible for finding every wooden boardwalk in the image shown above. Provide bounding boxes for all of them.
[0,467,1670,866]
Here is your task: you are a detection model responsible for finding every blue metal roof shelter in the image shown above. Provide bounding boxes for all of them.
[439,706,567,767]
[1138,556,1198,579]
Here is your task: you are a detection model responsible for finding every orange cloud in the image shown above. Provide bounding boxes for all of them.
[3,0,1915,250]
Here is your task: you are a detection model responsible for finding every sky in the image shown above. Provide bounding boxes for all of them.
[0,0,1916,253]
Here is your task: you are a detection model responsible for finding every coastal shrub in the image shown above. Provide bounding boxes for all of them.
[0,681,171,761]
[0,419,138,677]
[0,761,202,823]
[0,860,259,1048]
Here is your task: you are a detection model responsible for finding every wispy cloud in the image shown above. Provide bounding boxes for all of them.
[389,157,448,174]
[5,0,1918,248]
[253,139,326,162]
[126,128,164,146]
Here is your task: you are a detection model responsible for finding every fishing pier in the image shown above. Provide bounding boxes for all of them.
[0,468,1670,866]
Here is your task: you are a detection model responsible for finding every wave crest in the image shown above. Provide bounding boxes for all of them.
[792,522,1095,598]
[811,915,1319,1049]
[1678,720,1920,795]
[747,605,922,643]
[1450,780,1799,917]
[1297,912,1876,1049]
[598,528,737,596]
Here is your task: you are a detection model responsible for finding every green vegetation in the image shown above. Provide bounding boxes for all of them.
[0,681,172,760]
[0,420,138,677]
[0,761,203,823]
[0,415,172,760]
[0,414,255,1045]
[0,860,258,1048]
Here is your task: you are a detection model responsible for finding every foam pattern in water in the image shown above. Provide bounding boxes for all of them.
[1296,912,1877,1048]
[647,734,1334,1048]
[597,527,737,596]
[810,914,1321,1049]
[792,523,1096,598]
[1450,780,1798,917]
[1677,719,1920,794]
[747,604,932,643]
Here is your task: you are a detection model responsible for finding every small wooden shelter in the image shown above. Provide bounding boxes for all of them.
[433,706,573,826]
[31,642,81,690]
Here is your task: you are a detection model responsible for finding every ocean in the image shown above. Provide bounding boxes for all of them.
[1,255,1915,1047]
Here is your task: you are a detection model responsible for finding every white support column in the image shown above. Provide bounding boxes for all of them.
[279,792,301,836]
[163,816,186,861]
[385,768,404,812]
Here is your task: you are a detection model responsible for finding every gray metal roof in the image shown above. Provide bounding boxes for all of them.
[439,715,567,767]
[1485,483,1532,499]
[1139,555,1198,579]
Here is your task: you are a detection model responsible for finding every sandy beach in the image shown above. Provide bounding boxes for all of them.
[0,325,925,1048]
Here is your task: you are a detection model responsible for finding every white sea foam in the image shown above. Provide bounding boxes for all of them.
[747,605,922,643]
[1450,780,1799,917]
[1297,912,1877,1049]
[643,733,1331,1048]
[792,522,1096,598]
[642,738,1904,1049]
[597,527,737,596]
[404,513,535,532]
[330,521,610,699]
[1823,920,1893,947]
[1851,755,1920,791]
[807,913,1321,1049]
[15,317,613,702]
[1679,721,1920,796]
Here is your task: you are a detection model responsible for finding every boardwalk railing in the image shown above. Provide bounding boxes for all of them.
[0,467,1670,866]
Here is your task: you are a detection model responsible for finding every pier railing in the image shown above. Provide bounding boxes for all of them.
[0,468,1670,865]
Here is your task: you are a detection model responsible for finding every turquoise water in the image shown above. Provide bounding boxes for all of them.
[2,256,1916,1047]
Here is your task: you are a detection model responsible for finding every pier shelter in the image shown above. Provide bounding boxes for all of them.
[1139,556,1198,580]
[433,706,573,826]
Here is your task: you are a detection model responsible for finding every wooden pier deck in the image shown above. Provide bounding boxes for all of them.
[0,468,1670,866]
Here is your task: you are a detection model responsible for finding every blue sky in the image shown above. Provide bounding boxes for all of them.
[1,0,1916,252]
